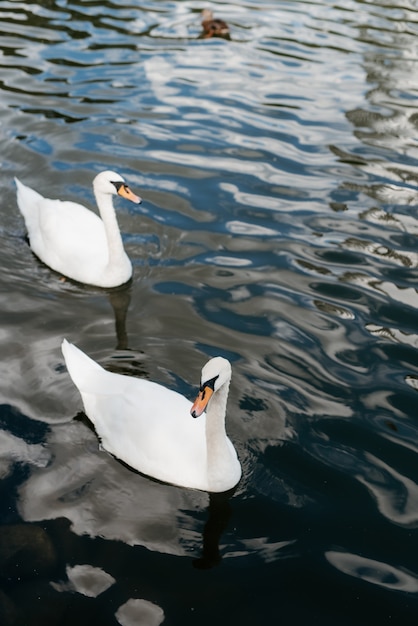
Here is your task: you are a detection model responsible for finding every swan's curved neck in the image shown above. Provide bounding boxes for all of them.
[205,379,231,481]
[95,191,126,264]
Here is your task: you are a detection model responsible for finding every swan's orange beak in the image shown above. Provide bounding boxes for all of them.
[191,385,214,418]
[117,184,142,205]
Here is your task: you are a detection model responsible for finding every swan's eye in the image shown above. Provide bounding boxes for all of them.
[200,375,219,392]
[111,181,125,192]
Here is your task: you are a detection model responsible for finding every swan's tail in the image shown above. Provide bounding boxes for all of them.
[15,177,48,240]
[15,177,44,224]
[62,339,108,395]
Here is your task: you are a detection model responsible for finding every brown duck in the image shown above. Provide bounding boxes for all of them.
[200,9,230,40]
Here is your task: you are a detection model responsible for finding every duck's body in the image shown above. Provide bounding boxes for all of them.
[15,171,141,288]
[200,9,230,39]
[61,341,241,492]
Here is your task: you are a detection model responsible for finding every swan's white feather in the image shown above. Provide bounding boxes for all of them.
[15,172,136,287]
[62,340,241,492]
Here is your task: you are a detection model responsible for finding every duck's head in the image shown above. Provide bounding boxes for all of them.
[201,9,214,22]
[191,357,232,418]
[93,171,142,204]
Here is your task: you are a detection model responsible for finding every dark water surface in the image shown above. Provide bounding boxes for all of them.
[1,0,418,624]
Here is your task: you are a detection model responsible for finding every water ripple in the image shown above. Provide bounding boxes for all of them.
[1,0,418,623]
[326,550,418,592]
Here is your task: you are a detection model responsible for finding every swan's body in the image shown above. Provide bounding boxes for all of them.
[61,340,241,492]
[15,171,141,288]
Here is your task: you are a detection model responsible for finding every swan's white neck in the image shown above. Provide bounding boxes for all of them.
[205,378,235,490]
[95,190,127,266]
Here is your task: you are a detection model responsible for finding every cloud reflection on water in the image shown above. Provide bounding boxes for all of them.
[326,550,418,593]
[18,419,208,554]
[1,0,418,622]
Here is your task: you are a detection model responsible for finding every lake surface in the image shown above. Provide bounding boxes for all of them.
[1,0,418,624]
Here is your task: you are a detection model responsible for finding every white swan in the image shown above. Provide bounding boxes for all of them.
[61,340,242,493]
[15,171,141,288]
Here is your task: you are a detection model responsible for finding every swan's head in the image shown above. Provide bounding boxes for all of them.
[191,357,232,418]
[93,171,142,204]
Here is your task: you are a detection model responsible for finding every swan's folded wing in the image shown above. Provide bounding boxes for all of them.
[38,199,107,262]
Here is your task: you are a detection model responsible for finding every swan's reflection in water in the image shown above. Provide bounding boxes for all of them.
[106,281,132,351]
[193,490,233,570]
[18,416,234,568]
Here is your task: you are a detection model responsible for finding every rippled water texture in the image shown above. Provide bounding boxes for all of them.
[1,1,418,624]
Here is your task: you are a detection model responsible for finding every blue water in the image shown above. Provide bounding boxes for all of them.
[1,0,418,624]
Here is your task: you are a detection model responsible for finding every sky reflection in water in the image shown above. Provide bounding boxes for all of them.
[1,0,418,624]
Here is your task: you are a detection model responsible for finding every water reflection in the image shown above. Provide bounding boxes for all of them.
[366,323,418,349]
[0,424,49,480]
[326,550,418,593]
[18,416,237,568]
[311,415,418,529]
[51,564,115,597]
[357,452,418,528]
[115,598,165,626]
[193,491,233,570]
[0,268,134,423]
[19,419,201,553]
[107,282,132,350]
[338,0,418,224]
[2,0,418,623]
